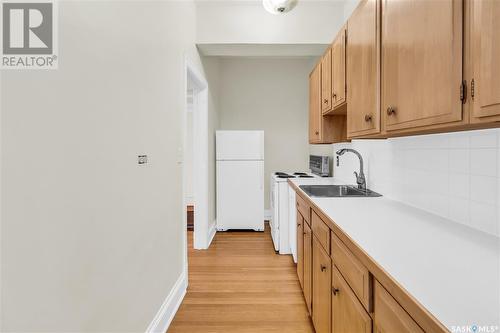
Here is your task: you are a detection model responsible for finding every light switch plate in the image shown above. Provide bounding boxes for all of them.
[138,155,148,165]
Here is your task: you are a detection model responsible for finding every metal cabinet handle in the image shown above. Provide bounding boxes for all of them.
[324,99,328,104]
[315,131,319,135]
[364,114,372,122]
[320,265,327,272]
[332,287,340,296]
[387,106,396,116]
[332,93,337,99]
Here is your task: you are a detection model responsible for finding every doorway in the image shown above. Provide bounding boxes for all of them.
[183,59,210,259]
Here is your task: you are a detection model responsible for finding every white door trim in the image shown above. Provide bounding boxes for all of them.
[183,58,211,254]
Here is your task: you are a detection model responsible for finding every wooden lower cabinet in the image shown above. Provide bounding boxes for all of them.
[374,281,423,333]
[303,223,312,314]
[297,211,304,289]
[332,266,372,333]
[312,237,332,333]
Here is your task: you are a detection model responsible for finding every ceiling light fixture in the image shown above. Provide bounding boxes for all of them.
[263,0,298,15]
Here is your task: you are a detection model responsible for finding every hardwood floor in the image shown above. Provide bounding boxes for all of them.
[168,224,314,333]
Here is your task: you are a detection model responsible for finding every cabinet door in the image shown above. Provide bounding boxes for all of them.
[297,211,304,289]
[347,0,381,137]
[470,0,500,122]
[332,266,371,333]
[332,28,346,109]
[374,281,423,333]
[321,49,333,113]
[382,0,463,131]
[312,237,331,333]
[304,223,313,315]
[309,64,322,143]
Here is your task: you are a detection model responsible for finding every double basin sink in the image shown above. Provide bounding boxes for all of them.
[299,184,382,198]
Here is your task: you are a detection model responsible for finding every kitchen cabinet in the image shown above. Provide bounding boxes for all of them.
[297,211,304,289]
[347,0,381,137]
[331,26,347,112]
[381,0,463,132]
[331,233,370,310]
[309,62,348,144]
[469,0,500,123]
[374,281,424,333]
[321,48,333,113]
[332,266,371,333]
[312,237,331,333]
[303,222,312,315]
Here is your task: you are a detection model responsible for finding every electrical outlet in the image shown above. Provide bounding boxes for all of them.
[138,155,148,165]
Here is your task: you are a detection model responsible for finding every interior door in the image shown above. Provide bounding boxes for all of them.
[470,0,500,122]
[216,160,264,231]
[347,0,380,137]
[309,64,322,143]
[382,0,463,131]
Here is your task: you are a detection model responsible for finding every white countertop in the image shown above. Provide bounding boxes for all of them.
[290,177,500,331]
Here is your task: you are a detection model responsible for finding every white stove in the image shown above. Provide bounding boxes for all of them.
[270,171,318,255]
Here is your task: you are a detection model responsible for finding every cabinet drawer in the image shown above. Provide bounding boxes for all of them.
[296,194,310,225]
[331,233,370,310]
[311,211,330,254]
[374,281,423,333]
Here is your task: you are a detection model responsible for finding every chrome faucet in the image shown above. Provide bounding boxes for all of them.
[336,148,367,190]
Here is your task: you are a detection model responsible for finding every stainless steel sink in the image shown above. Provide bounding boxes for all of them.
[299,185,382,198]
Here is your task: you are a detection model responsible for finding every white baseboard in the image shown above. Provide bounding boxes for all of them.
[264,209,271,221]
[145,271,187,333]
[207,221,216,248]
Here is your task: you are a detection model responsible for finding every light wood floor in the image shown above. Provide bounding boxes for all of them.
[168,224,314,333]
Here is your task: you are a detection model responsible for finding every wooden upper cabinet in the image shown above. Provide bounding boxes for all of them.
[332,266,371,333]
[332,27,347,111]
[347,0,381,137]
[381,0,463,132]
[374,281,424,333]
[312,237,332,333]
[309,63,347,144]
[321,49,333,113]
[469,0,500,123]
[309,64,322,143]
[303,223,313,315]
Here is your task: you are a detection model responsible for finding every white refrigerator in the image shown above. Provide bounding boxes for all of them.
[216,130,264,231]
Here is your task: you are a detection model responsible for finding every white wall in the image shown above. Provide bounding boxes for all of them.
[0,1,209,331]
[217,57,315,209]
[196,0,345,45]
[325,129,500,237]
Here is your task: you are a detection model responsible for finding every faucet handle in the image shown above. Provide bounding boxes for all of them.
[353,171,359,179]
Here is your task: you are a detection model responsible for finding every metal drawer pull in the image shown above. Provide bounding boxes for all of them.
[387,106,396,115]
[332,287,340,296]
[320,265,327,272]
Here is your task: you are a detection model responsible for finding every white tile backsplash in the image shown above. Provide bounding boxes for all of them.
[330,128,500,236]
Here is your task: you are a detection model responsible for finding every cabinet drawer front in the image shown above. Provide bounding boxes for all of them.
[332,233,370,310]
[374,281,424,333]
[296,194,310,225]
[332,266,371,333]
[311,211,330,254]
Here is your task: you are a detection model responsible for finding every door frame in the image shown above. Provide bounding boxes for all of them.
[183,58,211,261]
